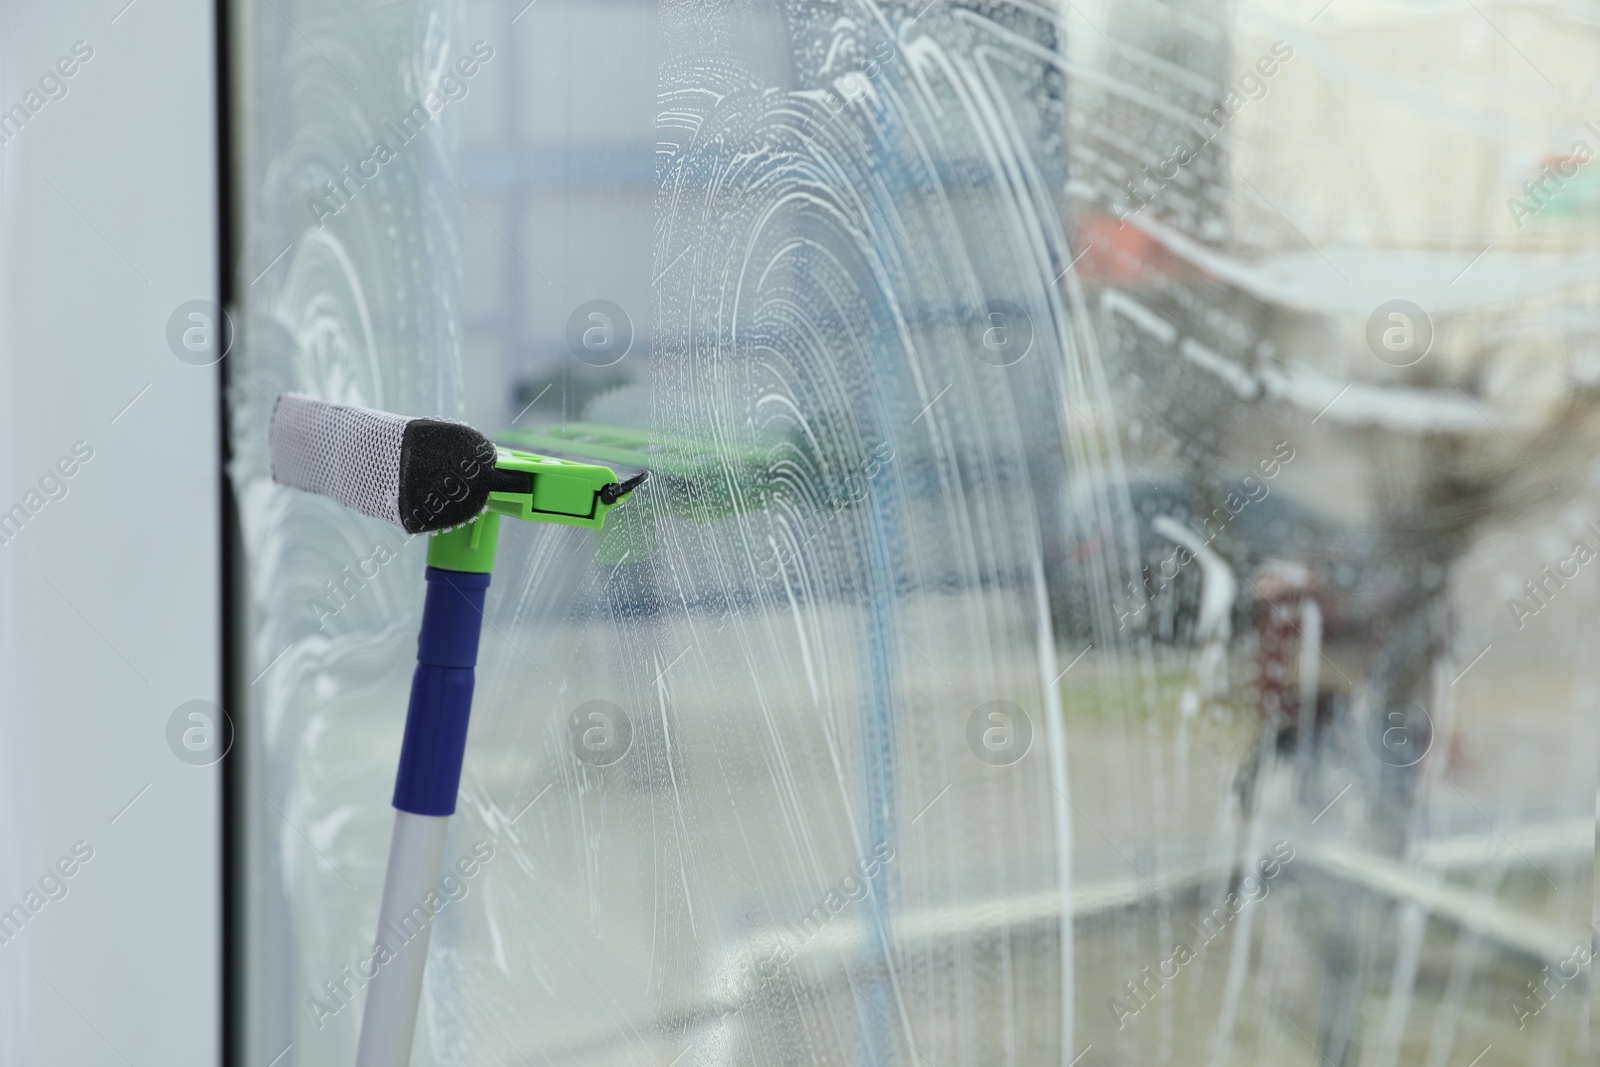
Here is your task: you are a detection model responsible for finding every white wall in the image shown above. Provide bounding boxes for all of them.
[0,2,220,1065]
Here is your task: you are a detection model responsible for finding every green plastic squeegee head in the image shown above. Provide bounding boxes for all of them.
[500,422,772,516]
[427,444,638,573]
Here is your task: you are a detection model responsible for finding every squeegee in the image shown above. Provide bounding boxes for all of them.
[267,393,646,1067]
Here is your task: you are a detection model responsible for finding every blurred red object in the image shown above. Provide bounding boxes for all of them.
[1069,213,1186,284]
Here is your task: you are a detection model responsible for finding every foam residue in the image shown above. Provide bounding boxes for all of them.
[230,2,1600,1065]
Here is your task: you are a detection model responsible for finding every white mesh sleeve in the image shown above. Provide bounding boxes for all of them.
[269,393,410,528]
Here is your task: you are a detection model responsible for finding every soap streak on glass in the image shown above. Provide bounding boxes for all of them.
[227,0,1600,1065]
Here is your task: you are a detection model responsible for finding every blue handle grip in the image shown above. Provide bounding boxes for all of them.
[392,566,491,816]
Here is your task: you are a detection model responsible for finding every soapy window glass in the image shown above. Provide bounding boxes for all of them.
[229,1,1597,1064]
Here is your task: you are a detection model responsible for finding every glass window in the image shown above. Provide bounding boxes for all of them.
[232,2,1597,1064]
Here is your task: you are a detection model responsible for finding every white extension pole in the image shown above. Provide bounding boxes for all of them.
[355,811,451,1067]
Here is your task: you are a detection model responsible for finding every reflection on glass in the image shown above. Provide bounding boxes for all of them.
[233,1,1597,1064]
